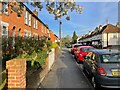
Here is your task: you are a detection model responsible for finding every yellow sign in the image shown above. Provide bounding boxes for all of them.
[112,71,120,76]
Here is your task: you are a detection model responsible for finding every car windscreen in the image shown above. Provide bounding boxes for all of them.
[102,54,120,63]
[81,48,94,52]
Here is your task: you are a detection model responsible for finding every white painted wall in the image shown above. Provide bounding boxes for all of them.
[48,48,55,70]
[102,33,107,47]
[102,33,120,47]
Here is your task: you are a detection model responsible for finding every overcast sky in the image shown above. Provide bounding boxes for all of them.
[25,1,119,37]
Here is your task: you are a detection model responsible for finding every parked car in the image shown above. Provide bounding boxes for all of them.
[83,49,120,88]
[71,44,82,55]
[75,46,94,63]
[66,44,72,48]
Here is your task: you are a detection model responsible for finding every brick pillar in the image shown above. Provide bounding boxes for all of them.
[6,59,26,88]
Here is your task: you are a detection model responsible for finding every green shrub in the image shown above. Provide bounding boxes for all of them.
[2,36,51,69]
[51,43,58,48]
[0,70,6,90]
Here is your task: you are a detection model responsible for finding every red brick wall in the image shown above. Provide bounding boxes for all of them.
[6,59,26,88]
[50,30,55,42]
[1,2,51,38]
[1,2,26,37]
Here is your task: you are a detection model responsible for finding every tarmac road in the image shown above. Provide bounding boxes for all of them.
[40,48,94,89]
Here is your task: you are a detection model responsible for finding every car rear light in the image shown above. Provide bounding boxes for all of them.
[97,67,107,76]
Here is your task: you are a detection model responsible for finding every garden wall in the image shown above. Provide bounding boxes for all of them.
[5,47,60,88]
[48,48,55,71]
[26,47,60,88]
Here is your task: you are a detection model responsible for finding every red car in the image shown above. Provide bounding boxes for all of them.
[71,44,82,55]
[75,46,94,63]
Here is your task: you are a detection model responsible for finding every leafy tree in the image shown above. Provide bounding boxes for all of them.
[72,31,78,44]
[62,35,71,44]
[4,0,83,20]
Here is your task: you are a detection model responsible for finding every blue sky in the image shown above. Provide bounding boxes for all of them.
[25,1,118,37]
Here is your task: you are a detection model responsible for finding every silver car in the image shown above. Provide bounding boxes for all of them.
[83,49,120,88]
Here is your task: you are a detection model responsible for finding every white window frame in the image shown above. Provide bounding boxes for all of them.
[2,2,8,15]
[33,18,36,28]
[1,21,9,38]
[113,33,117,39]
[48,30,50,37]
[33,33,38,39]
[12,28,15,45]
[36,20,38,29]
[28,13,31,26]
[24,29,31,37]
[24,8,28,25]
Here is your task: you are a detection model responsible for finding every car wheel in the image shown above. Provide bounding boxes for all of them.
[76,58,80,64]
[74,55,76,59]
[91,77,100,88]
[92,77,96,88]
[83,66,86,72]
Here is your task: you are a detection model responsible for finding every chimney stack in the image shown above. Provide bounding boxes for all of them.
[33,9,38,16]
[106,19,108,25]
[99,24,102,30]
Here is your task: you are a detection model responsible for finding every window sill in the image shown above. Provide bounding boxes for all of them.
[3,13,9,16]
[25,24,31,27]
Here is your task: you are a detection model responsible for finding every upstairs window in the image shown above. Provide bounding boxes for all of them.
[24,10,28,24]
[33,18,38,29]
[36,20,38,29]
[24,8,31,26]
[28,13,31,26]
[33,18,36,28]
[2,2,8,15]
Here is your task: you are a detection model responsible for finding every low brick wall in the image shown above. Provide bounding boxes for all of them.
[6,47,60,88]
[6,59,26,88]
[26,48,60,88]
[55,47,60,60]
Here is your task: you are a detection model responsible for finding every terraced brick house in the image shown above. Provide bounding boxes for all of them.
[0,1,58,42]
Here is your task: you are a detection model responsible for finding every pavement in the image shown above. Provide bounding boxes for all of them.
[40,48,94,89]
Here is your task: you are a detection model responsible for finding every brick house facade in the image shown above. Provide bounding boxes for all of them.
[0,2,58,42]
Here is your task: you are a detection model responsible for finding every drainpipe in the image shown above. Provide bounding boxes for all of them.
[31,15,32,38]
[107,33,108,48]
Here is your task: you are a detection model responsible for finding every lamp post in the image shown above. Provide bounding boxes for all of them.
[59,20,62,48]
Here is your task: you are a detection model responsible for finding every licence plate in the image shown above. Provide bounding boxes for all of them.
[112,71,120,76]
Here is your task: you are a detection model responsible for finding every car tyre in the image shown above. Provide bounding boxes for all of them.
[76,58,80,64]
[91,76,100,89]
[83,66,86,72]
